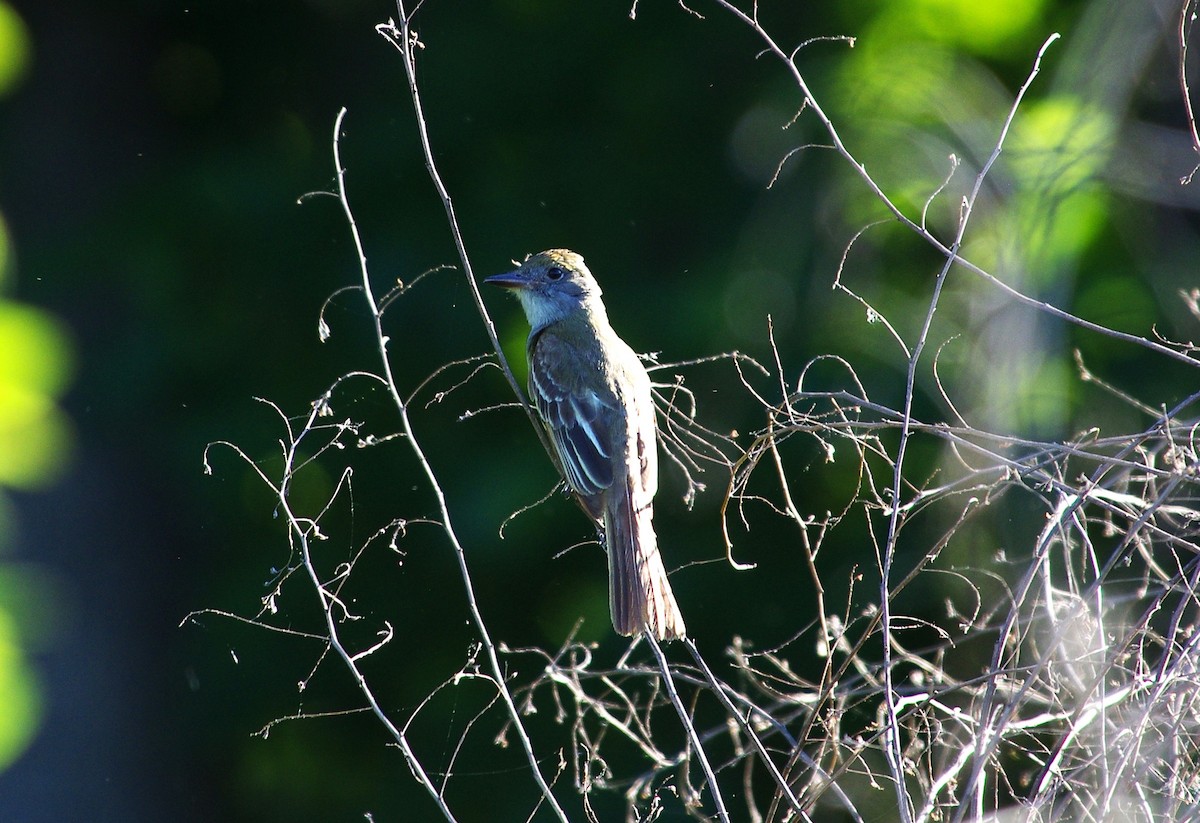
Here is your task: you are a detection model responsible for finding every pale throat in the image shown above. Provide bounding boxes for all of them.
[516,289,610,333]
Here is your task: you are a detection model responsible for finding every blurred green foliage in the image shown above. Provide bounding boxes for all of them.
[0,1,73,779]
[0,1,29,96]
[0,607,41,772]
[0,297,74,488]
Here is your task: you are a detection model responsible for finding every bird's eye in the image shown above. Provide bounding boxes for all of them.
[546,266,566,281]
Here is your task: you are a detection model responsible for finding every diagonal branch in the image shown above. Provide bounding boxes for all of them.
[331,104,569,822]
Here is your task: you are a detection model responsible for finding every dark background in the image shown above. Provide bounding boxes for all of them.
[2,0,1198,820]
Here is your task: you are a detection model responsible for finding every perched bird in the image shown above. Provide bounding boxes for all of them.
[486,249,687,641]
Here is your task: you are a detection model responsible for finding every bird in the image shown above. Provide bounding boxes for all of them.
[485,249,687,641]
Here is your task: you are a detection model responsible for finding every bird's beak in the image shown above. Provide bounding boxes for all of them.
[483,271,529,290]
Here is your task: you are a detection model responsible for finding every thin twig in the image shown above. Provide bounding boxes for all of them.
[331,105,569,822]
[646,635,732,823]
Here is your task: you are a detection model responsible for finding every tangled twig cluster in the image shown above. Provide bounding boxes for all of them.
[192,2,1200,820]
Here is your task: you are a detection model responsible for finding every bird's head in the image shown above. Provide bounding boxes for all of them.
[485,249,606,331]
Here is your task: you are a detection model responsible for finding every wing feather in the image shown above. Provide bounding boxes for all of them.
[529,333,616,501]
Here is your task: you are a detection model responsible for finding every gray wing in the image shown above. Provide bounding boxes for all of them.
[528,333,616,501]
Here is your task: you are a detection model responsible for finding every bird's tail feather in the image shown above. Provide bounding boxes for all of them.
[604,488,686,641]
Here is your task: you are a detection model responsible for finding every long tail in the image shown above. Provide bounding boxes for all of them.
[604,488,686,641]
